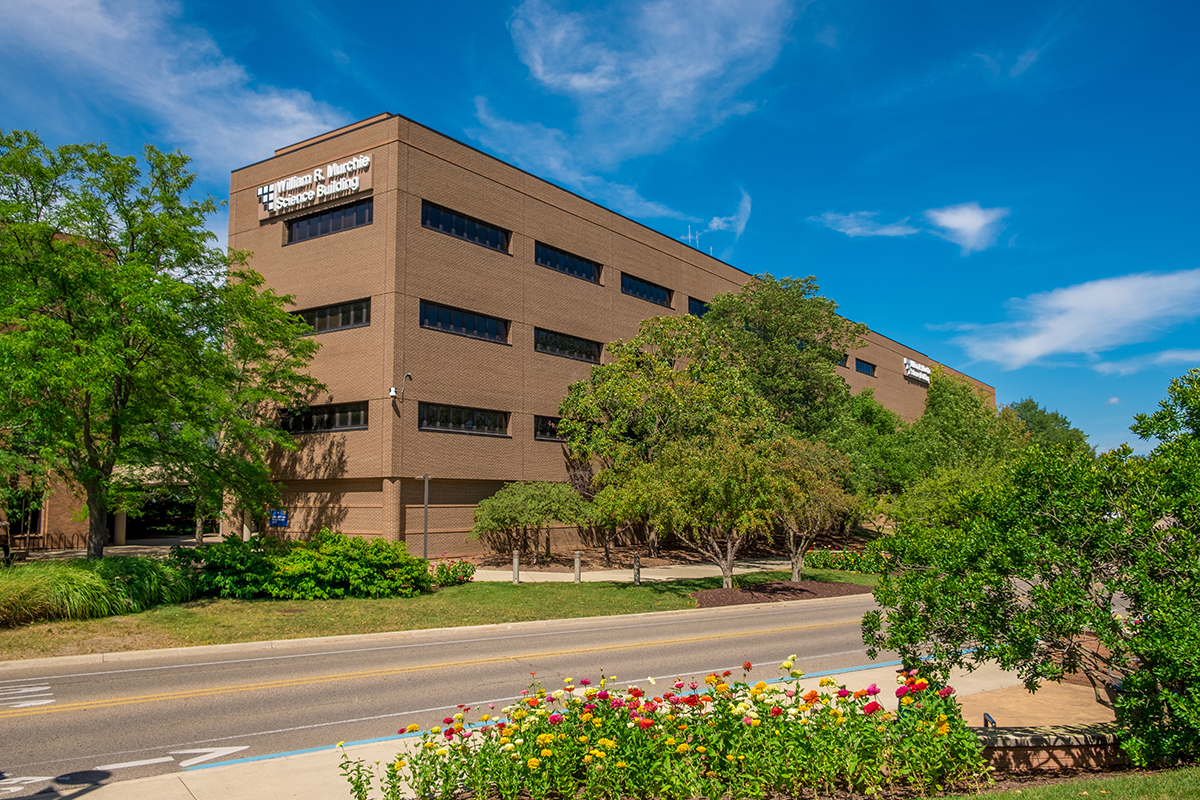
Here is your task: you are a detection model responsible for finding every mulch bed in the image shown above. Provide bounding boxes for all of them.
[692,580,874,608]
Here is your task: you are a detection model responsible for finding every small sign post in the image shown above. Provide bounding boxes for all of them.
[268,510,288,529]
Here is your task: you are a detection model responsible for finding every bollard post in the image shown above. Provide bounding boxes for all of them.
[633,551,641,586]
[513,549,520,585]
[574,550,582,583]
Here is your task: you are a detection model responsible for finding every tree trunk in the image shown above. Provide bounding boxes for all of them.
[788,528,804,582]
[194,510,204,546]
[648,524,660,558]
[603,526,612,566]
[721,536,735,589]
[84,480,108,560]
[531,527,539,566]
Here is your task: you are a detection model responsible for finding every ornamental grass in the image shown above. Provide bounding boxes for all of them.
[341,661,989,800]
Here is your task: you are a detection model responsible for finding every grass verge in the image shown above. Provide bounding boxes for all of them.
[947,765,1200,798]
[0,568,873,661]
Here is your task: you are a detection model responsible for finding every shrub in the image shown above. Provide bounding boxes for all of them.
[0,556,194,626]
[433,558,476,587]
[341,662,988,800]
[802,547,885,574]
[175,529,432,601]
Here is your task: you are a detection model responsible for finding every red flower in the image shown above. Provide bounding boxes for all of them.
[722,670,732,677]
[743,661,753,672]
[938,686,956,699]
[863,701,882,716]
[443,717,454,725]
[629,687,645,698]
[913,679,929,692]
[637,717,654,729]
[769,706,783,717]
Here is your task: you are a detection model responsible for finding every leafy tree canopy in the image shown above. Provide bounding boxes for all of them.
[702,274,866,437]
[864,369,1200,766]
[0,130,322,557]
[1012,397,1094,456]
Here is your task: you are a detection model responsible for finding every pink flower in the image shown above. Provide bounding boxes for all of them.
[584,704,597,712]
[610,698,625,709]
[837,689,851,698]
[863,701,882,716]
[896,686,909,698]
[689,682,699,690]
[784,689,796,698]
[938,686,956,699]
[866,683,880,696]
[674,681,685,689]
[548,713,564,725]
[597,691,610,700]
[742,717,754,725]
[443,717,454,725]
[580,679,591,686]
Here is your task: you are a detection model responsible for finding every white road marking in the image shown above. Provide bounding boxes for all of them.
[0,777,52,795]
[96,757,174,770]
[170,747,249,767]
[0,686,54,710]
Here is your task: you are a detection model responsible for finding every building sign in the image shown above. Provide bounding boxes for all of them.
[256,152,374,220]
[904,357,932,384]
[268,509,289,528]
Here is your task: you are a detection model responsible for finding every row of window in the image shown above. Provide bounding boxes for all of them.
[281,399,561,441]
[284,197,706,313]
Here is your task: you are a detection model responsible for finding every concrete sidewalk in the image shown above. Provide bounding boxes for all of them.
[473,557,794,583]
[49,658,1113,800]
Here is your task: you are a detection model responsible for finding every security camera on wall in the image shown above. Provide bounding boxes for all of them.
[388,387,397,398]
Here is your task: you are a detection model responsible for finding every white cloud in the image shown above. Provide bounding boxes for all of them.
[1094,348,1200,377]
[707,190,753,238]
[473,0,794,220]
[924,202,1010,254]
[0,0,348,173]
[954,269,1200,370]
[808,211,920,238]
[1108,397,1120,404]
[1009,48,1041,77]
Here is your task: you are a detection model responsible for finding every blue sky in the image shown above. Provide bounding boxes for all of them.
[2,0,1197,453]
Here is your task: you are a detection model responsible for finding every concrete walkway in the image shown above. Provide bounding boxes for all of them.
[474,557,794,583]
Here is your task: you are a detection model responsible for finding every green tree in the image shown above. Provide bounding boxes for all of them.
[863,369,1200,765]
[559,315,780,583]
[820,388,914,497]
[1012,397,1094,456]
[702,274,866,436]
[471,481,591,563]
[768,436,859,581]
[0,131,322,558]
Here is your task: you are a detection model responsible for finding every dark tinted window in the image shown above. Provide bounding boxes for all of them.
[282,402,368,434]
[296,298,371,334]
[419,300,508,343]
[418,402,509,436]
[534,415,564,441]
[621,273,672,307]
[837,354,848,367]
[688,297,709,317]
[855,359,877,376]
[421,201,509,253]
[535,242,600,283]
[533,328,602,363]
[287,199,373,244]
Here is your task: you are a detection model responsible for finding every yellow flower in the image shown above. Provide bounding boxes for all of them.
[819,677,835,687]
[676,743,689,754]
[780,660,794,670]
[750,719,761,727]
[715,683,730,693]
[696,746,707,754]
[901,696,914,706]
[527,758,541,770]
[581,712,593,722]
[578,735,589,743]
[592,718,602,728]
[499,736,511,744]
[336,741,344,748]
[665,737,676,746]
[705,675,718,685]
[726,754,736,762]
[615,761,627,768]
[583,755,593,765]
[938,722,950,736]
[536,733,554,745]
[393,760,405,771]
[430,726,442,734]
[453,713,463,720]
[540,748,553,758]
[436,748,448,756]
[481,714,491,722]
[790,670,803,678]
[405,723,420,733]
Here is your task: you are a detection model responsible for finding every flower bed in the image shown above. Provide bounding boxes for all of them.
[802,548,885,574]
[340,661,989,799]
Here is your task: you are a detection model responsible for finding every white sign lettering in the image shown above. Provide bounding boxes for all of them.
[257,153,373,220]
[904,357,932,384]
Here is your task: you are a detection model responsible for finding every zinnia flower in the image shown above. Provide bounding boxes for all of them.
[938,686,956,699]
[863,701,882,716]
[896,686,909,698]
[866,683,880,696]
[743,661,753,672]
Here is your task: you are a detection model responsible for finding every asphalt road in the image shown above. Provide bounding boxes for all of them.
[0,595,892,797]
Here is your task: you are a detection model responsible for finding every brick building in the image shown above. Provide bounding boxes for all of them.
[217,112,993,555]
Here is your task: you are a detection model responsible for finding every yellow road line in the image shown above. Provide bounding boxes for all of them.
[1,618,860,720]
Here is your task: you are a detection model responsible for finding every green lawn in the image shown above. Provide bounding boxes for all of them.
[948,765,1200,798]
[0,568,874,661]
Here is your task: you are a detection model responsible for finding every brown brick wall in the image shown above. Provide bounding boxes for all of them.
[220,112,996,548]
